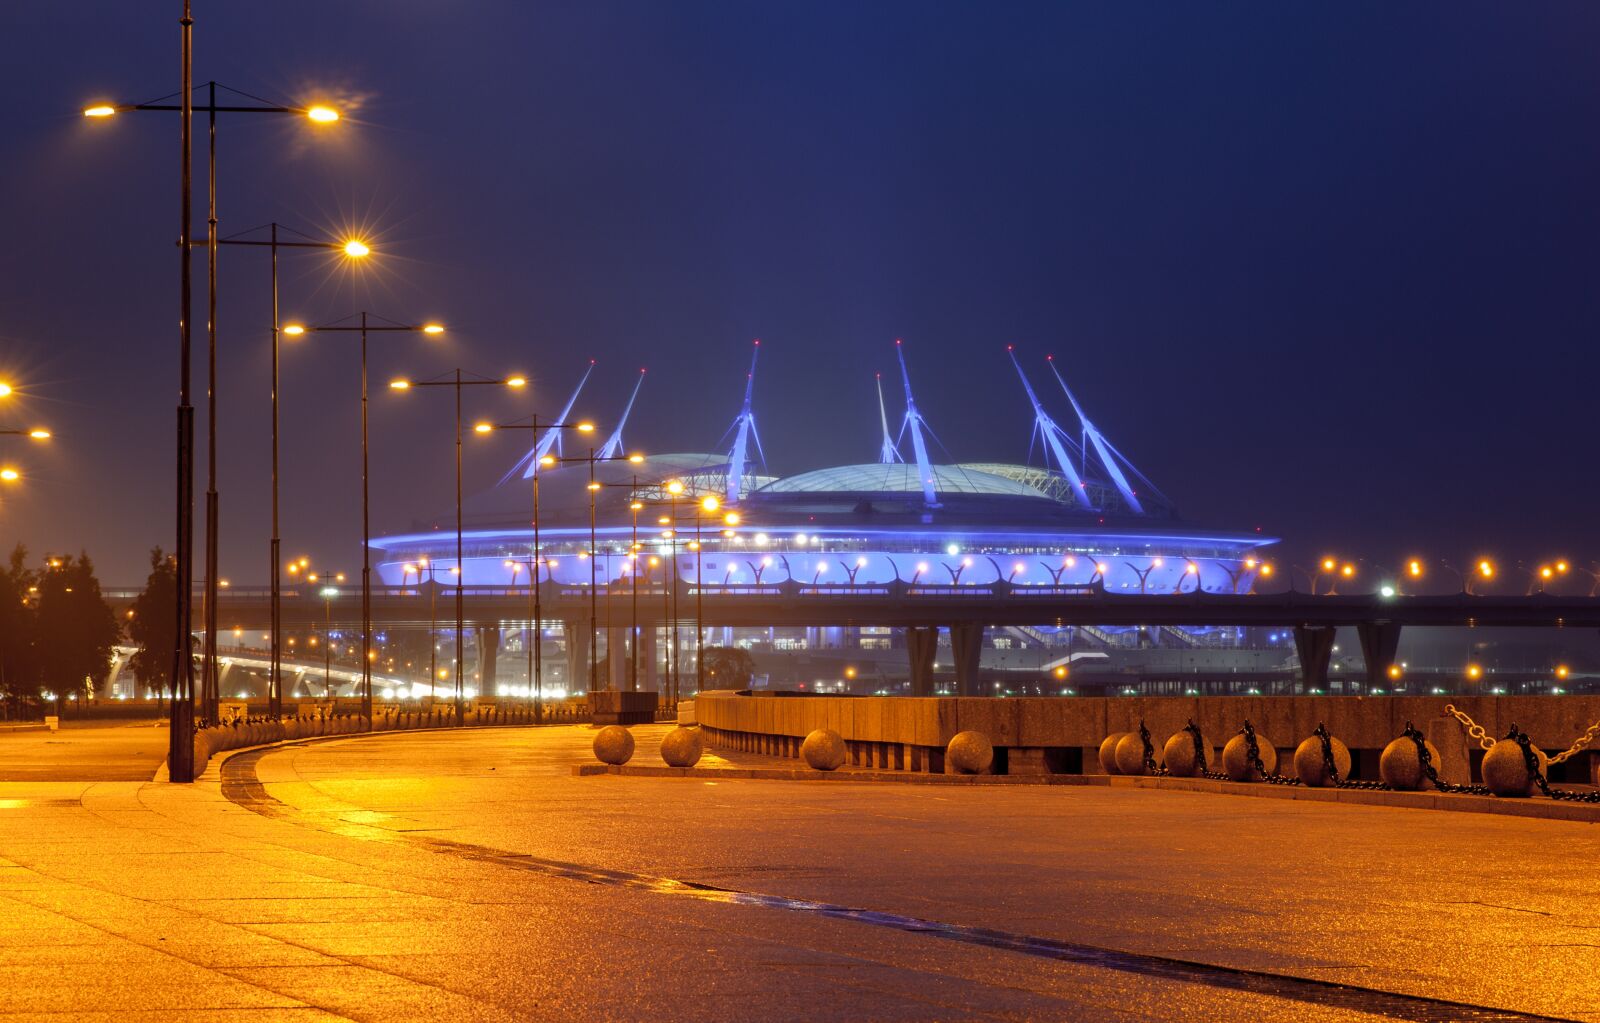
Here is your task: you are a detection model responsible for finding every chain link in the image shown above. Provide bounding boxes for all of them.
[1547,718,1600,766]
[1242,720,1300,786]
[1138,719,1166,777]
[1511,726,1600,803]
[1402,720,1490,795]
[1441,704,1495,752]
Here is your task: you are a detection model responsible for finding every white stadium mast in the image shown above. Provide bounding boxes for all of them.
[894,339,940,509]
[506,359,596,482]
[1007,346,1093,509]
[724,339,765,505]
[597,368,646,460]
[1046,354,1145,515]
[876,372,903,464]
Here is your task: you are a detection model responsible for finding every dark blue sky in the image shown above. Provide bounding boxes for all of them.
[3,2,1598,583]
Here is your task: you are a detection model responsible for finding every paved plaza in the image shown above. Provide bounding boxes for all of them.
[0,723,1593,1021]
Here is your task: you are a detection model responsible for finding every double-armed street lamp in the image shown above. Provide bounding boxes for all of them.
[283,315,444,723]
[84,48,345,778]
[301,566,346,695]
[472,417,598,714]
[0,381,52,486]
[195,225,373,718]
[389,371,527,721]
[655,486,739,697]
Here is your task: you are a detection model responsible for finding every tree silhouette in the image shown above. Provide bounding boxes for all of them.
[128,548,177,698]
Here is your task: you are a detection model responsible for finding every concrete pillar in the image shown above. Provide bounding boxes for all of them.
[906,626,938,696]
[562,618,591,693]
[639,625,659,692]
[950,623,984,697]
[1292,625,1336,690]
[1357,622,1402,689]
[478,624,501,697]
[607,628,626,691]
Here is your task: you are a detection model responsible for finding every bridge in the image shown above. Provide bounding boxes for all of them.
[119,582,1600,696]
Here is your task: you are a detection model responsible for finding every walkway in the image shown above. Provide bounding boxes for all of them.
[0,724,1593,1020]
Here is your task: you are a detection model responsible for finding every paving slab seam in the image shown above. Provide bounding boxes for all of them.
[574,764,1600,823]
[219,742,1577,1023]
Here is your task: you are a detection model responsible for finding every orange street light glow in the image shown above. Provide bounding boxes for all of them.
[422,324,445,334]
[628,453,645,464]
[1321,557,1336,572]
[389,379,411,390]
[701,496,720,512]
[1407,559,1423,577]
[576,422,596,433]
[1387,664,1404,680]
[306,105,339,123]
[0,383,11,397]
[342,240,370,258]
[83,105,117,118]
[283,324,305,336]
[666,480,684,495]
[1340,563,1355,578]
[1477,559,1495,578]
[473,422,493,434]
[0,468,18,482]
[506,377,527,388]
[28,429,49,440]
[1555,664,1571,679]
[1465,664,1483,680]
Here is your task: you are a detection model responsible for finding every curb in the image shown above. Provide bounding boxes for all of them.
[574,763,1600,823]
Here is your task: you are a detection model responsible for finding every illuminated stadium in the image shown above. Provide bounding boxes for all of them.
[371,342,1276,602]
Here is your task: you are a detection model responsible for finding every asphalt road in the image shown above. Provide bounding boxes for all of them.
[0,723,1593,1021]
[0,720,167,780]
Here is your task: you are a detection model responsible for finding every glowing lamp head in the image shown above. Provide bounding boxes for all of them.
[342,240,370,258]
[306,105,340,123]
[700,496,719,512]
[586,482,601,491]
[1477,559,1495,578]
[1540,566,1553,579]
[629,501,643,511]
[1053,666,1068,679]
[1387,664,1403,680]
[505,376,526,388]
[1407,559,1423,577]
[666,480,684,495]
[402,563,416,574]
[723,512,740,525]
[1321,557,1336,572]
[421,323,444,335]
[0,468,17,482]
[628,453,644,464]
[1340,564,1355,578]
[1466,663,1482,680]
[28,429,49,440]
[1555,664,1570,679]
[388,379,411,390]
[1185,562,1198,575]
[83,105,117,118]
[539,455,556,467]
[0,383,11,397]
[473,422,492,434]
[575,421,595,433]
[1259,563,1274,577]
[1556,560,1570,573]
[283,324,306,336]
[1095,562,1110,576]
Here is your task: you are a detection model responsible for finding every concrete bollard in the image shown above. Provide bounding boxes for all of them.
[1162,729,1211,777]
[1481,739,1549,798]
[1221,731,1277,781]
[1113,732,1149,776]
[1379,734,1442,791]
[801,728,847,771]
[1098,733,1131,774]
[593,725,635,765]
[947,731,994,774]
[1293,734,1351,787]
[660,726,704,767]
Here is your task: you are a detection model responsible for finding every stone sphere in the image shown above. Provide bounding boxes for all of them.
[1221,732,1278,782]
[592,725,635,765]
[801,728,847,771]
[659,726,704,768]
[1378,736,1443,790]
[946,731,994,774]
[1162,731,1211,777]
[1293,735,1351,787]
[1114,732,1149,776]
[1481,739,1550,798]
[1099,732,1131,774]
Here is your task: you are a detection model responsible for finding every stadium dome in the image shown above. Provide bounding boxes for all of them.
[757,463,1048,499]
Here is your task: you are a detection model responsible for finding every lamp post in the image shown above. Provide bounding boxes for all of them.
[284,315,443,723]
[472,416,597,715]
[590,480,645,690]
[0,423,53,485]
[656,487,732,698]
[389,371,527,722]
[201,225,371,719]
[84,71,342,775]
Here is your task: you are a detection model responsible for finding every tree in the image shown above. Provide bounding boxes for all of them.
[0,546,36,715]
[701,646,756,689]
[32,552,119,704]
[128,547,177,697]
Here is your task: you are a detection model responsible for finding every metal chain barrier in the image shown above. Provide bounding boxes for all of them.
[1138,719,1166,776]
[1441,703,1495,752]
[1402,720,1490,795]
[1511,726,1600,803]
[1242,720,1300,786]
[1547,719,1600,767]
[1446,702,1600,766]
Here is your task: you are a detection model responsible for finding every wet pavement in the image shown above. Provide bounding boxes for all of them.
[0,722,1593,1021]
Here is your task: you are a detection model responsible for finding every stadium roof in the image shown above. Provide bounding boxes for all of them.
[756,463,1049,499]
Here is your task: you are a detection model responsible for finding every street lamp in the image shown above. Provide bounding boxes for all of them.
[388,370,526,722]
[284,314,443,723]
[473,416,596,717]
[84,69,343,778]
[0,418,53,486]
[194,223,372,719]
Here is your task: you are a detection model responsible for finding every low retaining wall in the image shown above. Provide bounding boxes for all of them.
[696,691,1600,783]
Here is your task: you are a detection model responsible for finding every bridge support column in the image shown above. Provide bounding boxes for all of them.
[562,618,590,694]
[478,624,500,698]
[607,628,626,691]
[906,626,938,697]
[639,625,658,692]
[1357,622,1402,690]
[1293,625,1336,690]
[950,623,985,697]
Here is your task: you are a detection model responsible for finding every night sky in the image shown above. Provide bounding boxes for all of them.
[3,2,1599,585]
